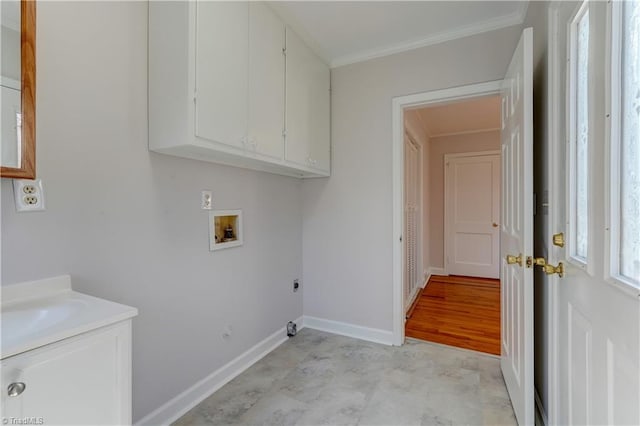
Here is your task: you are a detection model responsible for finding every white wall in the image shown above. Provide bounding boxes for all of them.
[0,2,302,421]
[428,130,501,269]
[302,25,523,332]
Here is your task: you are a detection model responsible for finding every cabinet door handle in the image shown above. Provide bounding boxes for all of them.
[7,382,26,397]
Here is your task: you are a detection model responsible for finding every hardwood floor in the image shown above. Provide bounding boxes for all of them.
[405,275,501,355]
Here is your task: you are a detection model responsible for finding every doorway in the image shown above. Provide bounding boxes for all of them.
[392,81,504,346]
[394,28,535,425]
[401,94,503,355]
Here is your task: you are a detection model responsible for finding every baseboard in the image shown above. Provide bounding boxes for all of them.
[302,315,394,346]
[405,286,424,320]
[535,388,548,426]
[135,316,304,426]
[423,270,431,287]
[428,267,447,276]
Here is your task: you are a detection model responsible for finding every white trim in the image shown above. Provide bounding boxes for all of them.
[135,316,303,426]
[565,1,593,274]
[546,5,562,425]
[392,80,503,347]
[428,267,447,277]
[302,316,394,346]
[209,209,243,251]
[423,269,430,281]
[405,285,422,318]
[429,127,501,139]
[535,387,549,426]
[604,0,640,296]
[331,8,527,68]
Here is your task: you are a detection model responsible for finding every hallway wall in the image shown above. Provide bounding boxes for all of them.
[302,25,523,332]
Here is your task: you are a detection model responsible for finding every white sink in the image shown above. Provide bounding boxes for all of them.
[3,298,88,342]
[1,275,138,359]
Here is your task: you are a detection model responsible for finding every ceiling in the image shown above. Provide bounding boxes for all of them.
[269,1,528,68]
[412,95,502,137]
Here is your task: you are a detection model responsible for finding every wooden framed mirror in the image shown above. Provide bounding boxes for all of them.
[1,0,35,179]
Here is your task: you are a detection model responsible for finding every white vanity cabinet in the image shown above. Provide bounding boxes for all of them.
[1,322,133,425]
[1,275,138,426]
[149,1,330,178]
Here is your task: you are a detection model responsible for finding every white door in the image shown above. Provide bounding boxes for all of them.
[445,152,500,278]
[404,133,421,311]
[549,2,640,424]
[500,27,534,426]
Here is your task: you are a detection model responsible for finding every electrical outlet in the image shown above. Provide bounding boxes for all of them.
[201,190,213,210]
[13,179,45,212]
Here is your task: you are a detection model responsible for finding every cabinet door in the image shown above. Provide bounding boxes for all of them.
[285,28,330,173]
[248,3,285,160]
[195,1,248,149]
[307,56,330,173]
[1,323,131,425]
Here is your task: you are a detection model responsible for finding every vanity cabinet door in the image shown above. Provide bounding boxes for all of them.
[194,1,249,150]
[248,2,285,160]
[1,322,132,425]
[284,28,331,174]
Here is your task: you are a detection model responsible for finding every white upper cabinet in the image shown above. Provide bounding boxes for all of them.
[195,2,248,149]
[248,2,286,161]
[149,1,330,178]
[285,29,331,173]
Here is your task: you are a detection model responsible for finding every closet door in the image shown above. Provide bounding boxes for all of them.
[248,3,285,160]
[194,1,248,149]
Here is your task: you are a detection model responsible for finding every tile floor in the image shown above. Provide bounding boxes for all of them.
[173,329,517,426]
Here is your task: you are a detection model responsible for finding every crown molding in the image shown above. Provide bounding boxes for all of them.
[430,127,501,139]
[331,7,528,68]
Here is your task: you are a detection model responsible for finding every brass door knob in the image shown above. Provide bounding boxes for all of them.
[553,233,565,248]
[492,223,499,228]
[542,262,564,277]
[506,254,523,266]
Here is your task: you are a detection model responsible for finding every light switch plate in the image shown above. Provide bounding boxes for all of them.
[13,179,45,212]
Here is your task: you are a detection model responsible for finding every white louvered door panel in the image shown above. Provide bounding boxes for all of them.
[404,134,420,311]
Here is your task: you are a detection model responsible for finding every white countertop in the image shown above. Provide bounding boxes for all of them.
[1,275,138,359]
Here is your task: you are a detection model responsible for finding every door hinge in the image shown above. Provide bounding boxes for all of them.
[282,129,287,138]
[282,47,287,56]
